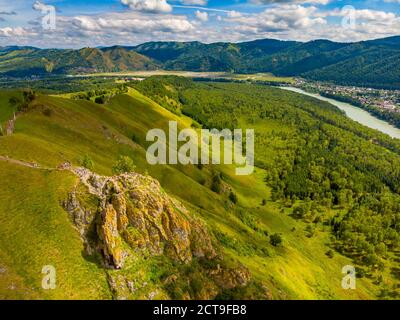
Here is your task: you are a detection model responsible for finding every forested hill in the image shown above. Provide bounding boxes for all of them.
[132,37,400,89]
[1,36,400,88]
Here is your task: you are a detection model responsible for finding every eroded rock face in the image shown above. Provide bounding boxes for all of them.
[65,168,216,269]
[5,118,15,136]
[63,167,255,299]
[210,265,251,290]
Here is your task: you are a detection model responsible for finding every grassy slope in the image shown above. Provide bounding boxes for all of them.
[0,163,111,299]
[0,87,380,299]
[0,90,20,126]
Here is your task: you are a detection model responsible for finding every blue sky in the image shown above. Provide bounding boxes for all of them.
[0,0,399,48]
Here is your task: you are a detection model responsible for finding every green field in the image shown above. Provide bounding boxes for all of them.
[0,77,399,300]
[76,71,295,84]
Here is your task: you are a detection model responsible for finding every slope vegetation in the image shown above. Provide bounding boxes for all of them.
[0,77,399,299]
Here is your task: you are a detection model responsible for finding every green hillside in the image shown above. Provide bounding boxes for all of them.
[133,37,400,88]
[0,77,399,300]
[2,36,400,88]
[0,47,159,77]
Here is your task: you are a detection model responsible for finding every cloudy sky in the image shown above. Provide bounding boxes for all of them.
[0,0,399,48]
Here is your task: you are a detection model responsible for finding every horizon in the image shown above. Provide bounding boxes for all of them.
[2,34,400,51]
[1,1,400,48]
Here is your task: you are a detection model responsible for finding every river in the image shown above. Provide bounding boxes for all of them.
[280,87,400,140]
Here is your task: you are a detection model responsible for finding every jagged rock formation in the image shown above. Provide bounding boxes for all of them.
[63,167,253,299]
[65,168,217,269]
[4,113,16,136]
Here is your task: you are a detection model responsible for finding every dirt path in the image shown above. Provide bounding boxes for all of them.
[0,156,109,199]
[0,155,43,169]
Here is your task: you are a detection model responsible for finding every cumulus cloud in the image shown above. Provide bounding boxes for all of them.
[227,11,242,18]
[121,0,172,13]
[226,4,327,33]
[250,0,331,5]
[73,11,195,35]
[1,0,400,47]
[195,10,208,22]
[330,7,396,21]
[0,26,34,37]
[32,1,54,12]
[224,4,400,42]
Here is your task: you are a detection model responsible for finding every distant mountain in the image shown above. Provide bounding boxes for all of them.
[0,47,159,77]
[1,36,400,88]
[132,39,299,72]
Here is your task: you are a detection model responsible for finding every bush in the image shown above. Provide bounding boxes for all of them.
[305,224,315,238]
[79,154,94,170]
[326,250,334,259]
[211,172,222,194]
[355,267,366,279]
[42,108,53,117]
[9,96,21,107]
[270,233,283,247]
[112,155,136,174]
[23,90,36,103]
[229,191,238,204]
[131,134,139,144]
[95,96,105,104]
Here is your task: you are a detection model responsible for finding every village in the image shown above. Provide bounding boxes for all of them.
[295,79,400,114]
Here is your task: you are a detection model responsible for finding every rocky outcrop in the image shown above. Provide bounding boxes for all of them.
[3,113,16,136]
[64,168,216,269]
[63,167,254,299]
[210,265,251,290]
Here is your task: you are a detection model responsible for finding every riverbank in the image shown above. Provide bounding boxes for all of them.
[280,87,400,140]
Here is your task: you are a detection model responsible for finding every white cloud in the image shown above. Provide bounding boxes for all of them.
[195,10,208,22]
[0,26,33,37]
[250,0,331,5]
[32,1,54,12]
[121,0,172,13]
[181,0,208,5]
[223,4,400,43]
[227,11,242,18]
[1,0,400,48]
[330,8,396,21]
[226,4,327,33]
[73,16,101,31]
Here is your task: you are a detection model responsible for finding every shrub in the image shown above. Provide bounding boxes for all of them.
[112,155,136,174]
[95,96,105,104]
[211,172,222,194]
[355,267,366,279]
[326,250,334,259]
[23,90,36,103]
[229,191,238,204]
[131,134,139,144]
[270,233,283,247]
[42,108,53,117]
[9,96,21,107]
[305,224,315,238]
[79,154,94,170]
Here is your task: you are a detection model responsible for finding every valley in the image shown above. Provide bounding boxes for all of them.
[281,87,400,139]
[0,76,399,300]
[1,36,400,89]
[294,80,400,130]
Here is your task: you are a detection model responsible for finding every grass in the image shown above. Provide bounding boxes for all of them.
[73,71,295,84]
[0,86,389,299]
[0,90,20,126]
[0,162,111,300]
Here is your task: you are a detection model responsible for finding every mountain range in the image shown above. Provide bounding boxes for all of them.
[1,36,400,88]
